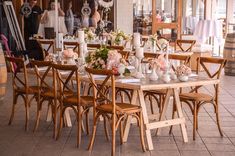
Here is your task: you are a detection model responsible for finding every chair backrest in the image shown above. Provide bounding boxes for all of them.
[87,44,124,51]
[168,54,191,71]
[51,63,80,103]
[176,39,196,52]
[30,60,53,91]
[197,57,227,79]
[5,56,28,91]
[85,67,116,114]
[37,39,55,58]
[63,41,80,52]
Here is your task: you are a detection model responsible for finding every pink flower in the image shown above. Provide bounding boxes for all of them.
[107,50,122,69]
[63,49,74,58]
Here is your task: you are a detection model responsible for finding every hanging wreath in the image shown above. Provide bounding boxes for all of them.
[20,2,32,17]
[98,0,114,8]
[81,0,91,17]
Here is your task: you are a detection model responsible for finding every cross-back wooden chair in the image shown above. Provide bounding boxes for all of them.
[175,39,196,52]
[5,56,39,131]
[37,39,55,58]
[168,54,191,71]
[174,57,226,140]
[52,64,93,147]
[85,67,146,156]
[144,54,191,115]
[87,44,125,51]
[30,60,59,136]
[63,41,80,52]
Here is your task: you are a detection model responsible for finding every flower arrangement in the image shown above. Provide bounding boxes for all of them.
[149,33,158,44]
[110,29,131,45]
[85,46,123,69]
[63,49,78,59]
[84,28,96,42]
[149,54,167,71]
[175,65,192,76]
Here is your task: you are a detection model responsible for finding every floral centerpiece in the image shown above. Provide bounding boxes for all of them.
[84,28,96,42]
[63,49,78,64]
[148,54,167,80]
[110,29,131,46]
[175,65,192,81]
[149,33,158,44]
[85,46,130,75]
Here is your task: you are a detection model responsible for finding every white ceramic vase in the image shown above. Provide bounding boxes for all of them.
[149,67,158,81]
[178,75,189,82]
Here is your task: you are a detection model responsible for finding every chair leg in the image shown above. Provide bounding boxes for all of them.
[139,112,146,152]
[56,105,64,140]
[77,108,82,148]
[119,120,123,145]
[8,93,19,125]
[85,109,90,135]
[88,114,99,151]
[215,104,223,137]
[104,115,110,141]
[33,99,42,132]
[24,95,29,131]
[193,103,197,140]
[112,116,116,156]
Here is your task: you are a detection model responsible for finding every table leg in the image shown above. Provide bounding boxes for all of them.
[123,90,137,142]
[173,88,188,142]
[138,90,153,150]
[155,89,172,136]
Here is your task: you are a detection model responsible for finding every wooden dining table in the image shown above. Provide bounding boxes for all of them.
[28,68,219,150]
[84,75,219,150]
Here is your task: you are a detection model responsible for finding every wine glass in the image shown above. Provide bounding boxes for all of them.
[118,64,126,78]
[128,55,136,66]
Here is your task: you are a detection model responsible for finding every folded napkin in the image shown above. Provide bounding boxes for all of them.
[189,73,198,77]
[116,78,140,83]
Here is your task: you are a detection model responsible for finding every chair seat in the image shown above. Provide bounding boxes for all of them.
[97,103,141,114]
[16,86,41,94]
[63,95,94,107]
[42,90,73,98]
[180,93,213,102]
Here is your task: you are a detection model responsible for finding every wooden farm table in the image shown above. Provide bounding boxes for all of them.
[28,68,219,150]
[87,75,219,150]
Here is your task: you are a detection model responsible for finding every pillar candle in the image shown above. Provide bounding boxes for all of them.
[135,47,144,58]
[58,33,64,51]
[78,30,85,43]
[133,32,141,48]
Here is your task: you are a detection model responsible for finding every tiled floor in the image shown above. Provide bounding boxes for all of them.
[0,72,235,156]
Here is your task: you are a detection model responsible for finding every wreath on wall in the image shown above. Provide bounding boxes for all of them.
[98,0,113,8]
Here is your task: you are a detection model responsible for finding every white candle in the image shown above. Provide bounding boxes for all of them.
[135,47,144,58]
[79,43,84,58]
[55,0,59,48]
[78,30,85,43]
[133,32,141,48]
[58,33,64,51]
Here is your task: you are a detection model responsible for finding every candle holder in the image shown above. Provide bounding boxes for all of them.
[134,55,145,79]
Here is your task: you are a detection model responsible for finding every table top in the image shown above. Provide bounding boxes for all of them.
[28,68,219,91]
